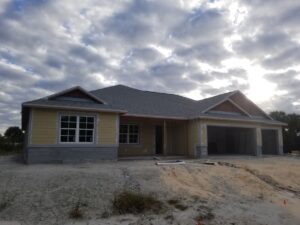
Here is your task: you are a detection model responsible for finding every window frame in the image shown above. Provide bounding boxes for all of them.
[59,114,96,144]
[119,124,140,144]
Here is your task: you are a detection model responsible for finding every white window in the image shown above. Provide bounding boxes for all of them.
[60,115,95,143]
[119,124,139,144]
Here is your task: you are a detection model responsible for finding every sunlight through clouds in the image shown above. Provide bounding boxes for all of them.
[0,0,300,131]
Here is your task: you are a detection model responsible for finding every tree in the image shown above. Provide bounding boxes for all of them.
[270,111,300,152]
[269,111,287,123]
[4,126,24,144]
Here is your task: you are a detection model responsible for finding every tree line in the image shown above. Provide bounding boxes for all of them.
[0,111,299,154]
[0,126,24,153]
[269,111,300,153]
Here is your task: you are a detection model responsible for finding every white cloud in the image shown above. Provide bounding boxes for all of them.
[0,0,300,132]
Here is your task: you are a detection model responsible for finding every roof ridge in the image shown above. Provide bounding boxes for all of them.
[197,90,238,103]
[91,84,197,101]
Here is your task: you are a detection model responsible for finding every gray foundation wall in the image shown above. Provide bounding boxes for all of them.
[25,146,118,164]
[196,145,208,158]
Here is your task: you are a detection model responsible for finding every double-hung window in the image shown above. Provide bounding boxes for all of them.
[119,124,139,144]
[60,115,95,143]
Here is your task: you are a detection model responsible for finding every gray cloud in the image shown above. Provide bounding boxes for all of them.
[0,0,299,133]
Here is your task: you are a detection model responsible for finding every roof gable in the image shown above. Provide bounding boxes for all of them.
[47,86,106,104]
[229,91,272,120]
[207,99,250,116]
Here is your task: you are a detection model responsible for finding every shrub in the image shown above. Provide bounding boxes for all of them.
[69,202,84,219]
[112,191,163,214]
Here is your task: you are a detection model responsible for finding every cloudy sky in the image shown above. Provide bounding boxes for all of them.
[0,0,300,133]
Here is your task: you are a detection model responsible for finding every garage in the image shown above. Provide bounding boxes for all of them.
[262,129,278,154]
[207,126,256,155]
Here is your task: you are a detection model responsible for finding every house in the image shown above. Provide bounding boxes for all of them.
[22,85,286,163]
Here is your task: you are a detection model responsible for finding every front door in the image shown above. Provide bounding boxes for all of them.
[155,125,163,154]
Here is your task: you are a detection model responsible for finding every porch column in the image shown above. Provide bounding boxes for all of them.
[277,128,284,155]
[255,127,262,156]
[196,123,208,158]
[163,120,167,155]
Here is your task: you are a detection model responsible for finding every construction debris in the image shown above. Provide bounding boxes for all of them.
[203,160,217,166]
[156,160,185,165]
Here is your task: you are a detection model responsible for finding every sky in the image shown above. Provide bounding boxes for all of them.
[0,0,300,133]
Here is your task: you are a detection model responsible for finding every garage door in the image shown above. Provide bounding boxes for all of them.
[262,129,278,154]
[207,126,256,155]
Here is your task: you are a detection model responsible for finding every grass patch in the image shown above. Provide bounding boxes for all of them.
[113,191,163,214]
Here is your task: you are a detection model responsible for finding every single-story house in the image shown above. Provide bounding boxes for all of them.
[22,85,286,163]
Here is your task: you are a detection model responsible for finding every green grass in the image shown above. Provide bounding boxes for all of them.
[113,191,163,214]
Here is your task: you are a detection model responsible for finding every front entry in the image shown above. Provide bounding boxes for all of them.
[155,125,163,154]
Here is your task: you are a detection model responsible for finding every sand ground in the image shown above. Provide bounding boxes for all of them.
[0,155,299,225]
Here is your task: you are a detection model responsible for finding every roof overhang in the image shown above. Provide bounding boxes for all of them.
[191,115,287,126]
[22,103,127,114]
[122,113,187,120]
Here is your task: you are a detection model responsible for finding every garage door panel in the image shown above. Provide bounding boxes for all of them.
[262,130,278,154]
[207,126,256,155]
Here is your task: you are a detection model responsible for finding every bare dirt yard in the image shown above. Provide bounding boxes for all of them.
[0,155,299,225]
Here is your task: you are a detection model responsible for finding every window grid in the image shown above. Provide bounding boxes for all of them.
[60,115,95,143]
[119,124,139,144]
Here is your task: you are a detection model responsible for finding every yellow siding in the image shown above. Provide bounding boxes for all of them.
[31,108,57,145]
[98,113,117,145]
[30,108,118,145]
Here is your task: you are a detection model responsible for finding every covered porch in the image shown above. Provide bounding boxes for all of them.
[118,116,189,157]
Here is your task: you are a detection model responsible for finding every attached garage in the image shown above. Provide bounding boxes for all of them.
[207,126,256,155]
[262,129,279,154]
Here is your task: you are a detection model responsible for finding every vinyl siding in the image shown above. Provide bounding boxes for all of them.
[30,108,118,145]
[98,113,118,145]
[31,108,57,145]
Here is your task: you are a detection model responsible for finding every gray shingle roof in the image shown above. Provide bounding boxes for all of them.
[90,85,198,118]
[23,84,284,125]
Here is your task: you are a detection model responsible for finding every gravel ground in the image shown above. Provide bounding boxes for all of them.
[0,155,299,225]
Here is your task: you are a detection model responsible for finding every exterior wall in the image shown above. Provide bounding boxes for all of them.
[98,113,118,145]
[118,117,160,156]
[118,117,188,157]
[31,108,57,145]
[26,108,119,163]
[165,121,188,155]
[277,128,284,155]
[29,108,118,146]
[187,119,200,157]
[26,146,117,164]
[256,127,262,156]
